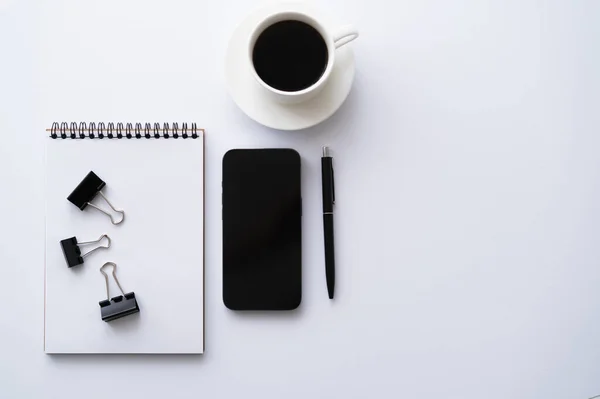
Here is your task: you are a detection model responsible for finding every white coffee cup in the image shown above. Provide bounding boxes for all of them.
[248,11,358,104]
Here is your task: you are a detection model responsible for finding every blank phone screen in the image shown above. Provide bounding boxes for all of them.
[222,149,302,310]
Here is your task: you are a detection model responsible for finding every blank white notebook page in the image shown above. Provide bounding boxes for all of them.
[45,137,204,354]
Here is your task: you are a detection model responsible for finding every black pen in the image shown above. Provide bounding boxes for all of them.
[321,147,335,299]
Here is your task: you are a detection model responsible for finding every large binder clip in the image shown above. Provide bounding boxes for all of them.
[99,262,140,322]
[67,171,125,225]
[60,234,111,268]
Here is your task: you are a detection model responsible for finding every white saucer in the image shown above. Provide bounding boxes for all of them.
[225,3,356,131]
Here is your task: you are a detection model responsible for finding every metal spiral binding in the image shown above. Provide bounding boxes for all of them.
[107,122,114,138]
[79,122,87,139]
[49,122,201,139]
[70,122,77,139]
[182,122,188,138]
[154,123,161,139]
[60,122,68,139]
[134,123,142,139]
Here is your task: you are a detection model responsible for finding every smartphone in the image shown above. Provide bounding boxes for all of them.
[222,149,302,310]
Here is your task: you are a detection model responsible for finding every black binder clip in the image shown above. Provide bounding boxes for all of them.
[60,234,111,268]
[67,171,125,225]
[99,262,140,322]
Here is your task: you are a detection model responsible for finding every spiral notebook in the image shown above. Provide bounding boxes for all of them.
[44,122,204,354]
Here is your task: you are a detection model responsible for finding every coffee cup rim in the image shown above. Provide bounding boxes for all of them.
[248,11,335,98]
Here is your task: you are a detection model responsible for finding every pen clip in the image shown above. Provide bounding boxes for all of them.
[331,163,335,205]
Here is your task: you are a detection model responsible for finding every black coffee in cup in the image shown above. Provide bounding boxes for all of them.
[252,20,328,92]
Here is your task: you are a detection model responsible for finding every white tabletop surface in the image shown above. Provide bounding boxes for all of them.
[1,0,600,398]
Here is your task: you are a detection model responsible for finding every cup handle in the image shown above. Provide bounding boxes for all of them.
[333,26,359,49]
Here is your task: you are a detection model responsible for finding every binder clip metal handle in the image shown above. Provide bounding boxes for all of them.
[87,191,125,225]
[100,262,126,299]
[80,234,111,258]
[99,262,140,322]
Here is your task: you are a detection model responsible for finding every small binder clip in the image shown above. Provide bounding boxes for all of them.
[60,234,111,268]
[99,262,140,322]
[67,171,125,225]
